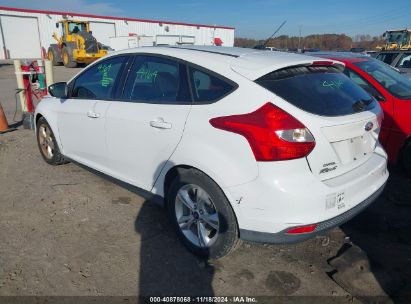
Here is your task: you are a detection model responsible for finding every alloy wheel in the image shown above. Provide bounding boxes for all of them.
[175,184,219,248]
[38,124,55,159]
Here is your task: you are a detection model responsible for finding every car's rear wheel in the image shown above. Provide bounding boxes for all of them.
[36,117,67,165]
[166,168,240,259]
[403,142,411,177]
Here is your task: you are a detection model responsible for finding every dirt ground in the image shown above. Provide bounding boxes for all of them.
[1,63,411,302]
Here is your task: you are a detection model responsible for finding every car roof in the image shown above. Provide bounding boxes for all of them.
[112,46,331,80]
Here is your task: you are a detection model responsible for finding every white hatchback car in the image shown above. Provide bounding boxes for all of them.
[35,46,388,259]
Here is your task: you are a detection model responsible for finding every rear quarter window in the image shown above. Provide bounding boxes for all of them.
[376,53,399,65]
[188,66,236,103]
[256,65,376,117]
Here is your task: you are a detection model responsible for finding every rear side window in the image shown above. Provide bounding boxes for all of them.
[71,56,126,100]
[344,68,385,101]
[122,55,190,103]
[354,59,411,99]
[189,67,235,103]
[256,65,376,116]
[396,53,411,68]
[376,53,399,65]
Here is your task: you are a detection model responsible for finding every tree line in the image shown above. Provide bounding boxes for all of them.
[235,34,385,50]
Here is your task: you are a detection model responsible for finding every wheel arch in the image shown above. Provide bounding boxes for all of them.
[163,165,194,199]
[35,112,43,125]
[35,103,64,154]
[157,163,239,212]
[160,163,241,236]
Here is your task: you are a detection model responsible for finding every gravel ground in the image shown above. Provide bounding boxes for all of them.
[0,63,410,302]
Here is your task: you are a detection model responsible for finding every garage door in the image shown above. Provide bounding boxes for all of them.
[156,35,180,46]
[89,22,116,47]
[0,15,41,59]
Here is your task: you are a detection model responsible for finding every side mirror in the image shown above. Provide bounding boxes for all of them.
[49,82,68,98]
[56,23,59,28]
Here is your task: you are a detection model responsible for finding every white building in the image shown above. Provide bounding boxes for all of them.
[0,6,235,59]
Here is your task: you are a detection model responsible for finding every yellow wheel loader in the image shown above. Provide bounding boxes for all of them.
[47,20,108,68]
[377,29,411,51]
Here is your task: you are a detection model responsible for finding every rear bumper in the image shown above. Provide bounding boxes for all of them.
[239,182,386,244]
[224,148,388,238]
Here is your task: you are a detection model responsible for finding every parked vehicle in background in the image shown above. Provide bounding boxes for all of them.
[311,52,411,175]
[365,51,378,57]
[48,20,108,68]
[35,46,388,259]
[375,50,411,78]
[377,29,411,51]
[350,47,366,53]
[265,47,280,51]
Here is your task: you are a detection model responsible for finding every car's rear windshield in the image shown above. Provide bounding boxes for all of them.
[256,65,376,117]
[354,59,411,99]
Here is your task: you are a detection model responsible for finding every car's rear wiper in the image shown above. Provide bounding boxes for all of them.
[352,98,373,112]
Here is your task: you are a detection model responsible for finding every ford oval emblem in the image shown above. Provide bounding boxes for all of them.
[365,122,374,131]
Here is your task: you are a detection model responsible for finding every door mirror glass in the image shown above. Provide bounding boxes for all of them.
[49,82,68,98]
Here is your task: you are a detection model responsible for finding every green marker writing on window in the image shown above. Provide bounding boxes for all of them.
[136,67,158,81]
[98,64,113,87]
[322,80,344,89]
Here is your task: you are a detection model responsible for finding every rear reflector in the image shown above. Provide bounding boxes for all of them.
[209,103,315,161]
[286,224,318,234]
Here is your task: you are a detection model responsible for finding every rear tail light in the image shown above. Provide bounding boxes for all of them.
[209,102,315,161]
[286,224,318,234]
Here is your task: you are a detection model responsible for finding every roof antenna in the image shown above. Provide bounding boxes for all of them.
[255,20,287,49]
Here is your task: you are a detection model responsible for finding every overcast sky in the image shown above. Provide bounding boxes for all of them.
[0,0,410,39]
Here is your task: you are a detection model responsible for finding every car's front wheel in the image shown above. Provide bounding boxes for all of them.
[36,117,67,165]
[167,168,240,259]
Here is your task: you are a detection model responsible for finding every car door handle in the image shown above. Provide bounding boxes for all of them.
[87,111,100,119]
[150,118,172,129]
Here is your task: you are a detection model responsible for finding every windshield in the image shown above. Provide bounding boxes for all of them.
[387,32,403,43]
[256,65,376,117]
[354,59,411,99]
[68,22,86,34]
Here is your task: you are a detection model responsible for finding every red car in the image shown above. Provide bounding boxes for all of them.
[312,53,411,175]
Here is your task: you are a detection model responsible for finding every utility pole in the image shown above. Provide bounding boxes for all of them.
[298,25,302,50]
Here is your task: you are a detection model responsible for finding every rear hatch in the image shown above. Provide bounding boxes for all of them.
[254,62,382,180]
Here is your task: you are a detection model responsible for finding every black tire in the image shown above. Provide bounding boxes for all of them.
[47,47,62,66]
[402,142,411,177]
[166,168,240,259]
[62,47,78,68]
[36,117,67,165]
